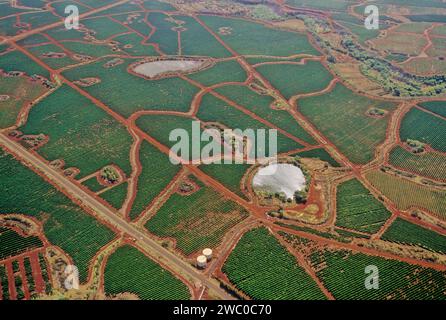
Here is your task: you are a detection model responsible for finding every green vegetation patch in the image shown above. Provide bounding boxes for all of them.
[199,15,319,56]
[188,60,247,87]
[104,245,190,300]
[295,148,341,167]
[0,149,116,282]
[129,141,181,220]
[0,50,50,79]
[0,227,43,260]
[255,61,333,99]
[100,182,128,210]
[299,83,396,164]
[400,107,446,152]
[20,85,133,179]
[223,227,326,299]
[336,179,391,233]
[145,175,248,255]
[382,217,446,254]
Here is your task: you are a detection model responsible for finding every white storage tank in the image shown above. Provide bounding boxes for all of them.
[196,255,207,268]
[202,248,213,261]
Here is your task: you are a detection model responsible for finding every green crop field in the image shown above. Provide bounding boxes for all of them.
[199,15,319,57]
[0,149,116,282]
[100,182,128,210]
[400,107,446,152]
[187,60,247,87]
[336,179,391,234]
[418,101,446,117]
[82,17,129,40]
[366,170,446,220]
[310,246,446,299]
[0,75,47,129]
[145,175,248,255]
[63,59,198,117]
[286,0,353,10]
[382,217,446,254]
[255,61,333,99]
[20,85,133,179]
[222,227,326,299]
[295,148,341,167]
[0,50,50,79]
[199,163,252,200]
[82,176,106,193]
[104,245,190,300]
[299,83,396,164]
[389,146,446,181]
[128,141,181,220]
[0,227,43,260]
[27,44,78,70]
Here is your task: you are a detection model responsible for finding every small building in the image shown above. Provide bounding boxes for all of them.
[202,248,213,261]
[196,255,207,269]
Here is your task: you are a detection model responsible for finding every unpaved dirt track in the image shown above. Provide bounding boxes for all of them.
[0,133,235,300]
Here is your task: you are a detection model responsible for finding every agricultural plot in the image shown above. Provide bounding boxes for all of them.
[146,12,179,55]
[100,182,128,210]
[199,15,319,57]
[111,13,153,37]
[128,141,181,220]
[0,149,116,282]
[112,33,159,57]
[57,41,118,57]
[418,101,446,117]
[295,148,341,167]
[286,0,353,10]
[145,175,249,255]
[370,32,427,56]
[382,217,446,254]
[82,17,129,41]
[393,22,433,33]
[82,176,106,193]
[389,146,446,182]
[142,0,177,11]
[399,107,446,152]
[0,50,50,79]
[187,60,247,87]
[0,74,48,129]
[366,170,446,220]
[337,21,381,44]
[27,44,78,70]
[17,34,51,46]
[20,85,133,179]
[255,61,333,99]
[311,245,446,299]
[104,245,190,300]
[198,94,305,154]
[299,83,396,164]
[222,227,326,300]
[400,57,446,75]
[215,85,317,145]
[63,59,198,117]
[336,179,391,234]
[199,163,252,200]
[0,227,43,260]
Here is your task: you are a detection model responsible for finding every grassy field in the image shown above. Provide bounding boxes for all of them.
[286,0,354,10]
[63,59,198,117]
[366,170,446,220]
[255,61,333,99]
[215,85,317,145]
[0,149,116,282]
[389,146,446,181]
[145,175,249,255]
[199,15,319,57]
[0,75,47,129]
[299,84,396,164]
[82,17,129,40]
[20,85,133,179]
[82,176,106,193]
[418,101,446,117]
[129,141,181,220]
[382,217,446,254]
[146,12,179,55]
[104,245,190,300]
[371,32,427,56]
[28,44,78,70]
[223,227,326,299]
[336,179,391,234]
[0,227,43,260]
[400,107,446,152]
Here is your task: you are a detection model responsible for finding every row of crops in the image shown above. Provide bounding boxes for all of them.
[145,175,249,255]
[104,245,190,300]
[0,227,43,260]
[382,217,446,254]
[222,227,326,299]
[0,253,50,300]
[336,178,391,234]
[0,149,116,283]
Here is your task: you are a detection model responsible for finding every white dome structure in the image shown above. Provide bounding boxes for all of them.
[202,248,213,261]
[196,255,207,268]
